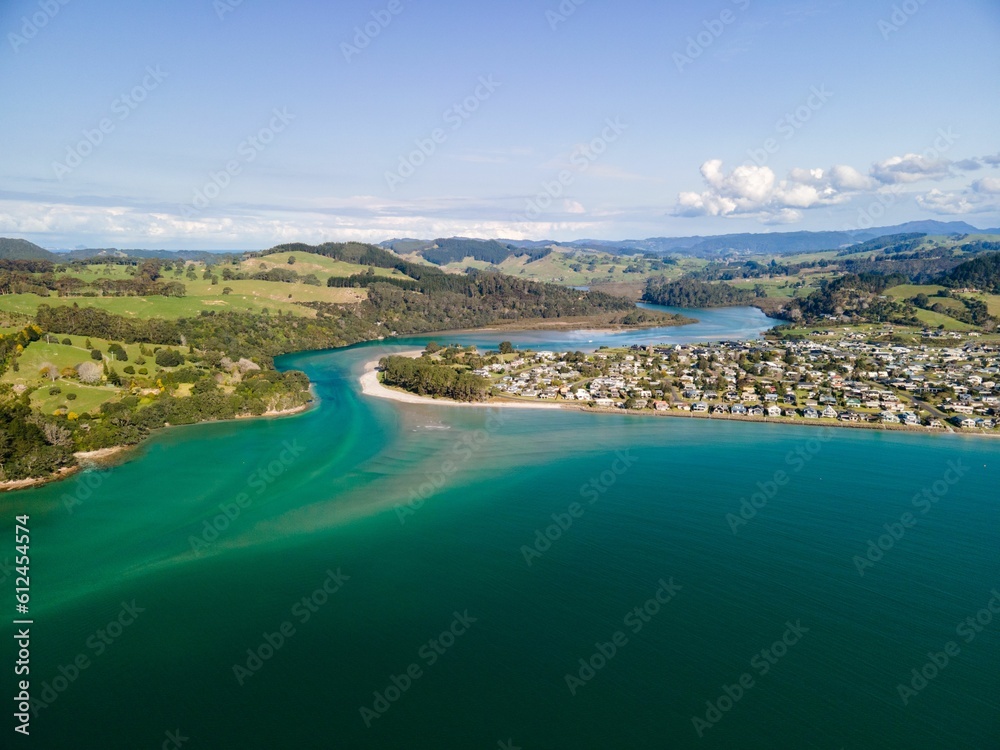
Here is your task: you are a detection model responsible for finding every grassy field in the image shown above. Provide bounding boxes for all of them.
[727,276,826,299]
[885,284,947,300]
[3,335,190,415]
[0,259,368,320]
[912,308,975,331]
[428,248,699,287]
[239,252,407,281]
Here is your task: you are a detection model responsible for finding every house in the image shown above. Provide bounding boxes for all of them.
[803,407,819,419]
[731,404,748,415]
[653,401,669,411]
[839,411,860,422]
[692,402,709,413]
[766,405,782,417]
[748,406,765,417]
[821,406,838,419]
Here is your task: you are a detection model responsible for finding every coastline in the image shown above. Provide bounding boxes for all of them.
[360,358,563,410]
[359,358,1000,438]
[1,397,317,492]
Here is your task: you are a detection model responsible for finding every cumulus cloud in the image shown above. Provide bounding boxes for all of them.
[982,153,1000,167]
[870,153,952,184]
[916,180,1000,215]
[675,160,863,220]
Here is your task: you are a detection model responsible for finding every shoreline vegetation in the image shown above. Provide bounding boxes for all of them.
[361,335,1000,438]
[0,400,314,492]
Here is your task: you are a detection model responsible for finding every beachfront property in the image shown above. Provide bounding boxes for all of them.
[481,336,1000,431]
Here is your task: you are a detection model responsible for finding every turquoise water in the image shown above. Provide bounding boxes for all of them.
[3,307,998,749]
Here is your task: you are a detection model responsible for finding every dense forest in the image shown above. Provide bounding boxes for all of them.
[642,277,758,308]
[379,355,490,402]
[939,252,1000,293]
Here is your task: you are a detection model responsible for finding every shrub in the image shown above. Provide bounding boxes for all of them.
[90,349,103,360]
[48,386,61,395]
[66,393,77,401]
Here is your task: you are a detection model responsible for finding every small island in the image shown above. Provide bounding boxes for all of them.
[367,328,1000,434]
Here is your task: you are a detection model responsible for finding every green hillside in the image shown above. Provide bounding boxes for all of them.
[0,238,57,261]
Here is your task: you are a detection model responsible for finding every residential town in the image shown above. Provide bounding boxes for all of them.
[467,331,1000,432]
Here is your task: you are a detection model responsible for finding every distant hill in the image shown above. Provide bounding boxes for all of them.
[386,222,994,260]
[0,238,57,261]
[60,248,241,263]
[380,237,551,266]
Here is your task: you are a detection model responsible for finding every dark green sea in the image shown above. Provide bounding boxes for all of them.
[4,307,998,749]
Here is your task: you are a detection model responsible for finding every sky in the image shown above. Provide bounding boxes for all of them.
[1,0,999,250]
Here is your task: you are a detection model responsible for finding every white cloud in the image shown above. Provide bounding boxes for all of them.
[916,183,1000,215]
[870,153,951,184]
[973,177,1000,194]
[675,160,862,221]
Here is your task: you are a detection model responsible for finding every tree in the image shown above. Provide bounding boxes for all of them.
[499,341,514,354]
[155,348,184,367]
[76,361,102,383]
[90,349,103,360]
[287,256,296,265]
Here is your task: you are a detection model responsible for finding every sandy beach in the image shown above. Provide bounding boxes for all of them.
[360,359,564,410]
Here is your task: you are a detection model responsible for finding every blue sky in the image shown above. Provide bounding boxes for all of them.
[1,0,998,249]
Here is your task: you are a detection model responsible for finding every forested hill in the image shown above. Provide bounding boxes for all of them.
[938,252,1000,293]
[0,238,56,261]
[643,277,758,308]
[262,241,637,323]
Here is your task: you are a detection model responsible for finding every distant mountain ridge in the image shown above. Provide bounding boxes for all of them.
[385,221,992,260]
